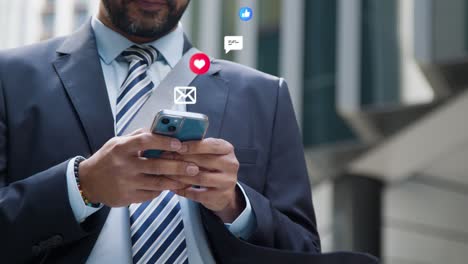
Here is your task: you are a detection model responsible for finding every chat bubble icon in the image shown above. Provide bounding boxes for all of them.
[224,36,244,54]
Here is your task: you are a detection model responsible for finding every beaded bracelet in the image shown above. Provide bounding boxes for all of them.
[74,156,100,208]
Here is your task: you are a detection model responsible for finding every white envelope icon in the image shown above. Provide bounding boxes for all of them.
[174,86,197,105]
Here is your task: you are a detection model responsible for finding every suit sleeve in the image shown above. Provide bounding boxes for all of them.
[239,78,320,252]
[0,78,95,263]
[201,78,321,255]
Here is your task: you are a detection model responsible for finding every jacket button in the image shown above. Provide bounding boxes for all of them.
[52,235,64,245]
[32,245,42,256]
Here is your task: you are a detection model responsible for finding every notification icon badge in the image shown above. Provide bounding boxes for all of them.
[224,36,244,54]
[190,53,210,75]
[239,7,253,21]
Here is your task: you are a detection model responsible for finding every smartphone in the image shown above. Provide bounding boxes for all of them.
[142,109,209,158]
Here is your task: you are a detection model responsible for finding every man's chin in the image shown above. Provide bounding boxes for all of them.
[122,20,172,39]
[127,8,170,28]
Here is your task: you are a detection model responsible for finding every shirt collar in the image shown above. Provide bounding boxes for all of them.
[91,16,184,68]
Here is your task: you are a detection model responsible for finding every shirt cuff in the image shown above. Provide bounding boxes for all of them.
[223,182,257,240]
[66,157,102,223]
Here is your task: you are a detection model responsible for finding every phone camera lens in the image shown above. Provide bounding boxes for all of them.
[168,126,177,132]
[161,118,170,125]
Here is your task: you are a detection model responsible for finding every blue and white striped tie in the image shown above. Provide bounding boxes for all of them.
[117,45,188,264]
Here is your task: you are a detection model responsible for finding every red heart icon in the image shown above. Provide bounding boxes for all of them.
[190,53,211,75]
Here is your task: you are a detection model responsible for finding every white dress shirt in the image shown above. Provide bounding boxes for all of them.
[65,17,256,264]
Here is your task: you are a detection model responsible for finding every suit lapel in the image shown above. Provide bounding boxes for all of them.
[53,21,115,154]
[52,21,113,260]
[187,61,228,138]
[182,36,229,138]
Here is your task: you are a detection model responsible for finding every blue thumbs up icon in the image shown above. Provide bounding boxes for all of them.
[239,7,253,21]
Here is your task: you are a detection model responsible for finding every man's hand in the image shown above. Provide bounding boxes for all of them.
[163,138,244,223]
[78,129,200,207]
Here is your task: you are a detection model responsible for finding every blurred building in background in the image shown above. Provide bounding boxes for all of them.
[0,0,97,47]
[1,0,468,263]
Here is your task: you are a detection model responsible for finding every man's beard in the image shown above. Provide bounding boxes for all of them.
[102,0,188,39]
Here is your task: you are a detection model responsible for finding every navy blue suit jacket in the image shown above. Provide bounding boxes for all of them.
[0,22,377,264]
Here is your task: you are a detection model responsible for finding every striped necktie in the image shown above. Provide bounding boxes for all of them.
[117,45,188,264]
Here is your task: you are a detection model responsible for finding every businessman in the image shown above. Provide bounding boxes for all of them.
[0,0,321,263]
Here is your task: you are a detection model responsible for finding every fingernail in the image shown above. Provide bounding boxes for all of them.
[179,144,188,153]
[186,165,199,176]
[171,139,181,150]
